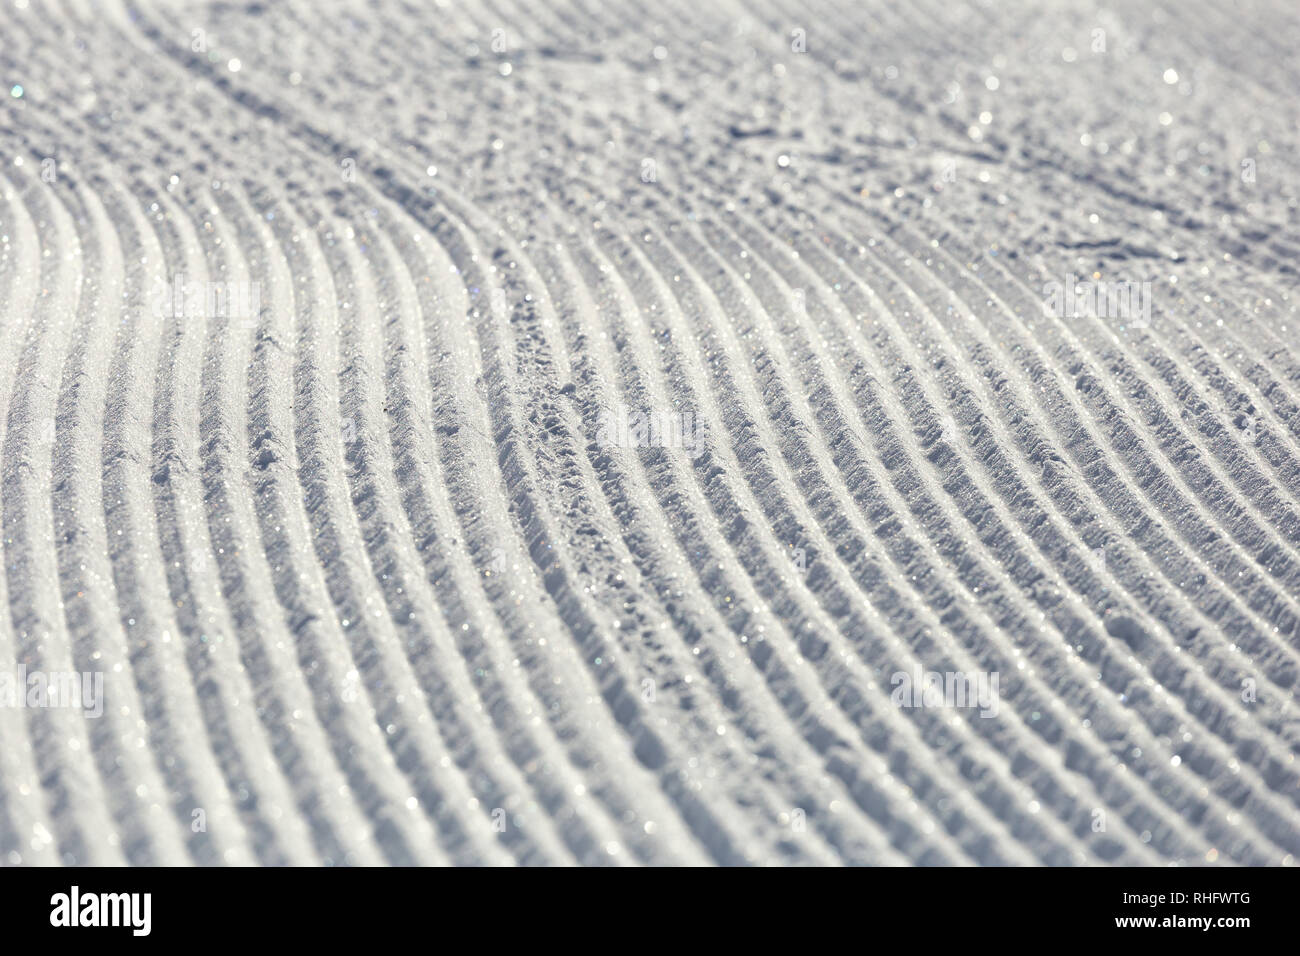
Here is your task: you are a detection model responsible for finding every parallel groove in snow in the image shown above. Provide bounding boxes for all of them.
[0,0,1297,865]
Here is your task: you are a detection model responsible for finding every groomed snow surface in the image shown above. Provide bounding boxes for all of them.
[1,0,1299,866]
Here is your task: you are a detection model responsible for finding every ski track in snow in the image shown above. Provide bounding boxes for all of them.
[1,0,1299,865]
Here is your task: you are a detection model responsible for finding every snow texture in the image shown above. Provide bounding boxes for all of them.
[0,0,1299,865]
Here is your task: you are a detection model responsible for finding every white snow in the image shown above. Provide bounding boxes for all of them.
[0,0,1298,865]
